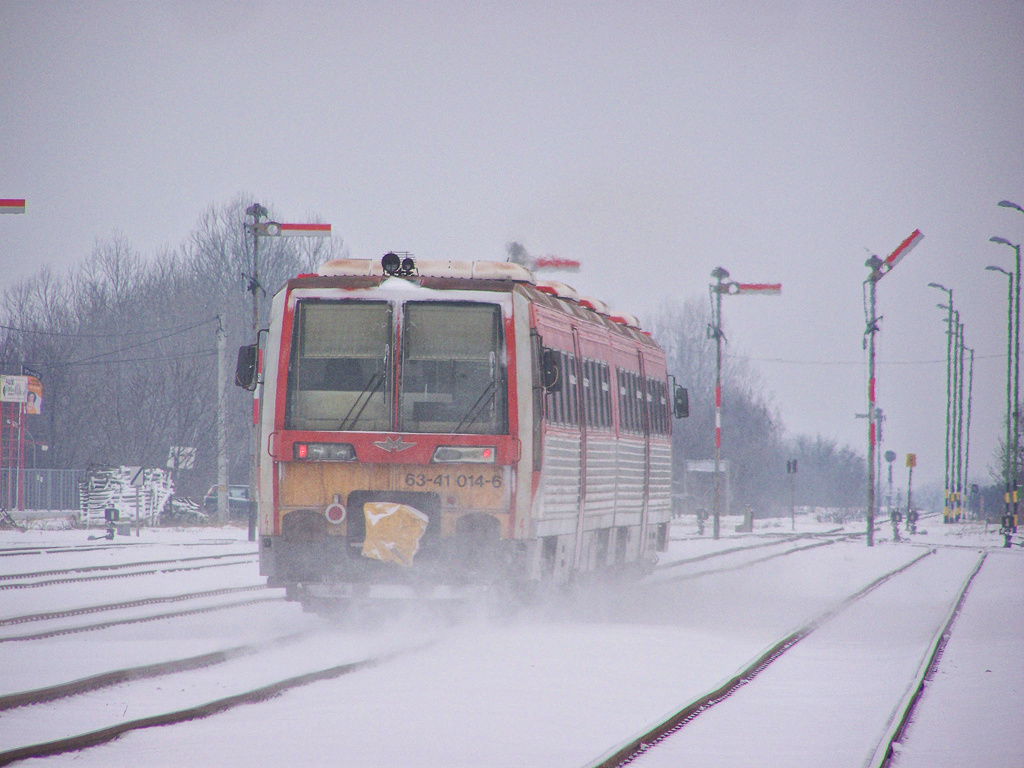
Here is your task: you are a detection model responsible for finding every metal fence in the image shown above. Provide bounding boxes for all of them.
[0,468,88,512]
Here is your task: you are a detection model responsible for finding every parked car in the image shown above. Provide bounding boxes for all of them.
[202,485,251,518]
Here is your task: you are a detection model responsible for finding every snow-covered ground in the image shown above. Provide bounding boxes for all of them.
[0,514,1019,767]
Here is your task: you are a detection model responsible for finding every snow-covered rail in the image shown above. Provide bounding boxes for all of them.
[0,643,427,767]
[584,547,954,768]
[0,539,248,558]
[648,534,848,586]
[867,552,986,768]
[0,585,280,642]
[0,632,311,711]
[0,552,257,590]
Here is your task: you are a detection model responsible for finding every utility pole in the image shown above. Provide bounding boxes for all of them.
[990,233,1021,532]
[995,201,1023,526]
[985,266,1013,528]
[708,268,781,539]
[216,314,229,524]
[964,346,974,517]
[863,230,923,547]
[955,319,966,520]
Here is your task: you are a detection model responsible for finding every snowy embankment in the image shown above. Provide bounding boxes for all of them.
[0,516,1019,768]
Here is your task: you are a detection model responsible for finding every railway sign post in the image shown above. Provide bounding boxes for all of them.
[905,453,916,533]
[244,204,332,541]
[786,459,797,531]
[709,268,781,539]
[862,229,923,546]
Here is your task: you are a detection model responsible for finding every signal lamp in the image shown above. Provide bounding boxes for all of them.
[431,446,496,464]
[293,442,356,461]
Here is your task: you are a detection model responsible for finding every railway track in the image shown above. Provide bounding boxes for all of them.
[0,540,250,558]
[0,631,310,711]
[583,548,986,768]
[868,553,987,768]
[0,552,258,590]
[649,531,855,585]
[0,639,431,767]
[0,584,281,642]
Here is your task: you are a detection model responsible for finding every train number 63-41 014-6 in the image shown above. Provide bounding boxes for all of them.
[405,473,503,489]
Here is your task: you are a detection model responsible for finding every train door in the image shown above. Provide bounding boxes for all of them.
[571,326,588,571]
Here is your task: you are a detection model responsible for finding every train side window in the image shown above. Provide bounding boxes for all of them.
[618,368,641,434]
[587,361,597,428]
[566,353,579,426]
[600,364,612,428]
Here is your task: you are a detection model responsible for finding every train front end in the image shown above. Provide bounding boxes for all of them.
[252,258,530,608]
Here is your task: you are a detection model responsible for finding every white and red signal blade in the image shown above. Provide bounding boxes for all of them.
[734,282,781,295]
[533,255,581,272]
[883,229,923,270]
[279,223,331,237]
[0,199,26,214]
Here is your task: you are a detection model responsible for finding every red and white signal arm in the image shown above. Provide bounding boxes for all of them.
[257,222,332,237]
[0,199,26,214]
[734,283,782,295]
[533,256,581,272]
[883,229,923,271]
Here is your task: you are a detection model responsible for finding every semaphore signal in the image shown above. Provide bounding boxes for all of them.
[862,229,923,546]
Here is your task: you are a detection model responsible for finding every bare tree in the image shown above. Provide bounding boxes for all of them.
[0,194,346,501]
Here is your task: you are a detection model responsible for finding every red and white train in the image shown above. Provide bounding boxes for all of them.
[236,254,687,607]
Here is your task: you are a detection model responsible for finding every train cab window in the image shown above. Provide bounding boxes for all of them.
[400,302,508,434]
[285,301,392,432]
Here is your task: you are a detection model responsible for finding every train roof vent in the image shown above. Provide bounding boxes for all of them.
[610,312,641,329]
[317,259,384,277]
[535,280,580,303]
[578,296,610,315]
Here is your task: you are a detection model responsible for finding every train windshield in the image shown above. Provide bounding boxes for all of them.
[400,301,507,434]
[285,301,392,432]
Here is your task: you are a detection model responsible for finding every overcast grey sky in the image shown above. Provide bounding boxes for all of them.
[2,1,1022,489]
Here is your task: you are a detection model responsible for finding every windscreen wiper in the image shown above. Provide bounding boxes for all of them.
[451,379,497,434]
[338,371,384,431]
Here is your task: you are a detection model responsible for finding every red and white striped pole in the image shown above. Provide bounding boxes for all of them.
[709,268,781,539]
[863,229,923,547]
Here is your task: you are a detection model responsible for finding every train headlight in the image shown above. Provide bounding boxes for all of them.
[293,442,356,461]
[431,446,496,464]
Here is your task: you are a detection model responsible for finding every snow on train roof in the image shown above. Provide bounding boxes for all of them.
[313,258,644,331]
[316,258,535,283]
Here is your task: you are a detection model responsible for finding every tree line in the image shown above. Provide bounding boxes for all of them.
[2,194,865,513]
[0,194,343,499]
[647,298,867,516]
